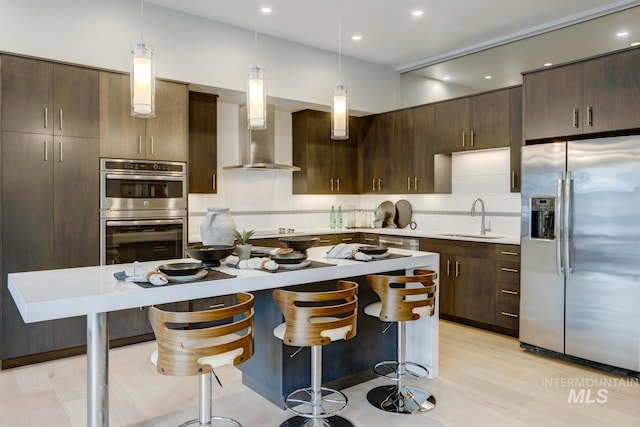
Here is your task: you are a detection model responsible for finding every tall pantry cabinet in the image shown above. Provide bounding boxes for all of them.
[0,55,100,365]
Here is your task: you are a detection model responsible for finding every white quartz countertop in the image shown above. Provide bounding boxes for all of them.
[250,228,520,245]
[8,246,439,324]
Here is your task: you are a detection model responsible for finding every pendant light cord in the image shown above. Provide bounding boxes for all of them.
[140,0,145,43]
[338,0,342,82]
[254,21,259,65]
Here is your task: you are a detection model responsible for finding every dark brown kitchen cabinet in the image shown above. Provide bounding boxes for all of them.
[523,47,640,141]
[409,104,435,193]
[509,86,523,193]
[420,238,495,325]
[1,55,99,138]
[494,244,521,336]
[188,92,218,193]
[292,110,357,194]
[99,71,188,161]
[361,111,404,193]
[434,89,511,154]
[1,132,99,362]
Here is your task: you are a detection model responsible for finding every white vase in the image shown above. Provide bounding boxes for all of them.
[200,208,236,246]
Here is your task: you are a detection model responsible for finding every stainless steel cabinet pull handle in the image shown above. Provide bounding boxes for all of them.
[501,267,519,273]
[44,140,48,161]
[212,174,216,190]
[336,178,340,191]
[501,289,518,295]
[408,176,411,191]
[331,178,334,192]
[501,312,519,318]
[319,239,331,244]
[455,260,460,277]
[59,141,63,162]
[341,238,353,242]
[446,259,451,276]
[44,108,48,129]
[365,238,377,243]
[209,303,225,309]
[587,106,593,127]
[378,178,382,191]
[511,171,516,189]
[572,108,579,128]
[138,136,142,154]
[501,251,519,256]
[470,130,475,146]
[462,131,465,147]
[150,136,154,154]
[59,109,63,130]
[414,176,417,191]
[372,178,376,192]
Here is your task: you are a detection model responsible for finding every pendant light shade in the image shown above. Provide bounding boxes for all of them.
[331,84,348,140]
[131,42,156,118]
[247,66,267,130]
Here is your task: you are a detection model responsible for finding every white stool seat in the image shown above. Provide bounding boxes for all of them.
[273,316,352,343]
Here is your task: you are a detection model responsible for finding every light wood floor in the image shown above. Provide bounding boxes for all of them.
[1,320,638,426]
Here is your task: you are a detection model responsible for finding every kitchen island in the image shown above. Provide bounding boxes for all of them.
[8,246,439,427]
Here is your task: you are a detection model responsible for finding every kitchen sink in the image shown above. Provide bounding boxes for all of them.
[436,233,506,240]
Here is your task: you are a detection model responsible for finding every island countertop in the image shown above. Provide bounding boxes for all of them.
[8,246,439,324]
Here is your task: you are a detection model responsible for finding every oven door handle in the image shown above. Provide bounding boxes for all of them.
[105,173,184,182]
[105,219,184,227]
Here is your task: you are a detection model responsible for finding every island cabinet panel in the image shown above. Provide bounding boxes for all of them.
[99,71,188,162]
[523,47,640,141]
[292,110,357,194]
[1,55,99,138]
[238,274,399,407]
[188,92,218,193]
[1,132,100,362]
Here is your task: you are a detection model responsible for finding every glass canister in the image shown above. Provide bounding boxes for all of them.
[199,208,236,245]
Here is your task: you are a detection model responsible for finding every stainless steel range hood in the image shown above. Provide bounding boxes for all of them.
[223,104,300,171]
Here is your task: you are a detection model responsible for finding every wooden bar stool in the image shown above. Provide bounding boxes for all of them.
[364,269,437,414]
[148,292,254,427]
[273,281,358,427]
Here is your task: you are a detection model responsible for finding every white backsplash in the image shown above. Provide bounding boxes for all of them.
[188,102,521,241]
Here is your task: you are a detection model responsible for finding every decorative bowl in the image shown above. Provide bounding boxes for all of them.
[358,245,388,255]
[278,236,320,254]
[157,262,205,276]
[270,252,308,264]
[185,244,235,267]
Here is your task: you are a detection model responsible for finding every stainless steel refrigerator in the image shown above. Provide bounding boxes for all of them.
[520,135,640,372]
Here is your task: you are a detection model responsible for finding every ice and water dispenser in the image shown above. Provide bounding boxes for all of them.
[531,197,555,239]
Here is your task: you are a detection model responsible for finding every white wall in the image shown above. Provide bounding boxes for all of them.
[0,0,400,113]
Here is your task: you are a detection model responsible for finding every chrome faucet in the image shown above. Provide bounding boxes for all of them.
[471,198,491,236]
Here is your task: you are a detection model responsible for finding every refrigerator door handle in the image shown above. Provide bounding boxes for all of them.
[556,172,564,276]
[563,171,573,277]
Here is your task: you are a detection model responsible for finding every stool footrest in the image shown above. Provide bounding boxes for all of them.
[372,360,429,381]
[179,415,242,427]
[284,386,348,419]
[367,384,436,414]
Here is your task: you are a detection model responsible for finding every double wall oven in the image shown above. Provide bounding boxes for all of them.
[100,158,187,265]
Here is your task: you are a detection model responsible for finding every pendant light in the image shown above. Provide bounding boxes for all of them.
[331,0,349,140]
[131,0,156,118]
[247,19,267,130]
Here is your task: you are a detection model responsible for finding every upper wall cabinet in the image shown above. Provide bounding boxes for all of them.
[1,55,99,138]
[188,92,218,194]
[434,88,511,154]
[292,110,357,194]
[99,71,188,161]
[523,47,640,141]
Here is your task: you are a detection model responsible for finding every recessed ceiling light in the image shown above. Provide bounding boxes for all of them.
[484,75,492,80]
[260,6,272,14]
[442,76,451,81]
[631,41,640,47]
[543,62,553,67]
[411,9,424,17]
[617,30,629,38]
[351,34,362,41]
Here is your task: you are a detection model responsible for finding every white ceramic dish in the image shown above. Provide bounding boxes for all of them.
[165,269,208,282]
[278,260,311,270]
[371,252,390,259]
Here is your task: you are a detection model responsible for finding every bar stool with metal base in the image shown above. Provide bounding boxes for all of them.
[364,269,437,414]
[273,280,358,427]
[148,292,254,427]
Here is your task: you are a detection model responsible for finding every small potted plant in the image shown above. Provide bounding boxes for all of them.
[232,229,255,260]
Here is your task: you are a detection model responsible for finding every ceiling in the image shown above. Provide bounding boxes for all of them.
[146,0,640,99]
